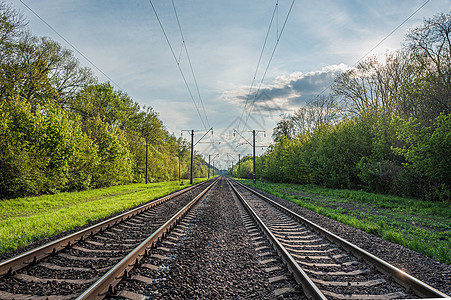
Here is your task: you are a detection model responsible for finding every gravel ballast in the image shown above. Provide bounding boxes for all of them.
[112,179,304,299]
[246,184,451,296]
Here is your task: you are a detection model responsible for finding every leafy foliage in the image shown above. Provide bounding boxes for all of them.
[393,114,451,201]
[245,11,451,202]
[0,1,209,198]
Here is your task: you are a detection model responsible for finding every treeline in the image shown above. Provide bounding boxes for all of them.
[0,2,209,199]
[232,12,450,201]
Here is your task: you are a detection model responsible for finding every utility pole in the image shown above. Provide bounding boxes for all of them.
[208,154,210,179]
[253,130,256,183]
[182,128,214,185]
[210,153,219,178]
[238,154,241,179]
[178,154,181,183]
[145,138,148,184]
[190,130,194,184]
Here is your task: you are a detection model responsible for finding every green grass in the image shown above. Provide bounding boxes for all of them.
[0,178,209,256]
[239,179,451,264]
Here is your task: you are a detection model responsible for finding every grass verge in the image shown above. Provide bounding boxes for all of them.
[239,179,450,264]
[0,178,209,256]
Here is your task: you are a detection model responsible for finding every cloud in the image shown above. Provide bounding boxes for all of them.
[224,64,348,115]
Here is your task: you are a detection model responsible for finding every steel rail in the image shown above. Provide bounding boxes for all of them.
[0,180,211,277]
[233,179,450,299]
[227,178,327,300]
[77,177,219,300]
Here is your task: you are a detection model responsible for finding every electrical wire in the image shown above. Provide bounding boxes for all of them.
[148,0,207,129]
[241,0,296,132]
[18,0,122,90]
[171,0,210,130]
[311,0,431,101]
[237,1,278,132]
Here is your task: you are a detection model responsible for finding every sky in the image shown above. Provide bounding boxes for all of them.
[10,0,451,169]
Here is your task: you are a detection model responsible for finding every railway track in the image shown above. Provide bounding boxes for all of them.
[0,178,217,299]
[227,178,449,300]
[106,176,302,299]
[0,176,448,299]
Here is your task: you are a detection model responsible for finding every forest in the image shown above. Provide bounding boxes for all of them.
[2,1,450,202]
[0,1,211,199]
[231,11,450,202]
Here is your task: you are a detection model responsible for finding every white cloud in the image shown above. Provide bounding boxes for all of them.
[12,0,451,163]
[224,64,349,116]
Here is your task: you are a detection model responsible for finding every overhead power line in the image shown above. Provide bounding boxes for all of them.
[313,0,431,100]
[18,0,122,90]
[237,1,279,132]
[353,0,430,69]
[241,0,296,132]
[148,0,208,130]
[171,0,210,129]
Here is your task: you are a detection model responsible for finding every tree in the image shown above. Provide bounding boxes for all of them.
[0,0,26,49]
[272,114,297,140]
[0,1,199,197]
[403,12,451,124]
[137,106,164,143]
[332,52,412,117]
[1,32,58,107]
[85,116,133,187]
[0,97,100,197]
[272,96,338,141]
[392,114,451,201]
[71,83,138,128]
[37,37,95,106]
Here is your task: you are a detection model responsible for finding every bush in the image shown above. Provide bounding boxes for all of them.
[306,119,373,189]
[0,97,99,197]
[393,114,451,201]
[357,159,402,194]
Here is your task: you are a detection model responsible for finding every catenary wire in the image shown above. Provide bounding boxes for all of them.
[148,0,207,130]
[237,1,279,132]
[171,0,211,130]
[171,0,217,147]
[241,0,296,132]
[18,0,122,90]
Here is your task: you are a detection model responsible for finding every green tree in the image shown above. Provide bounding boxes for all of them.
[85,116,133,187]
[0,96,99,197]
[392,114,451,201]
[37,37,95,106]
[403,12,451,124]
[1,32,58,107]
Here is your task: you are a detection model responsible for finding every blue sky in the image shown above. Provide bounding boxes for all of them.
[11,0,451,168]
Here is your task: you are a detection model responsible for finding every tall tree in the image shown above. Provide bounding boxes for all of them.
[404,12,451,123]
[332,52,412,117]
[37,37,95,106]
[0,0,26,51]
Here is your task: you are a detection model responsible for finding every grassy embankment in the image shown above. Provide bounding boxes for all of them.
[240,179,450,264]
[0,178,209,256]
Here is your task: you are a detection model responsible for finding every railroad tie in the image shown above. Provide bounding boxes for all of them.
[115,290,147,300]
